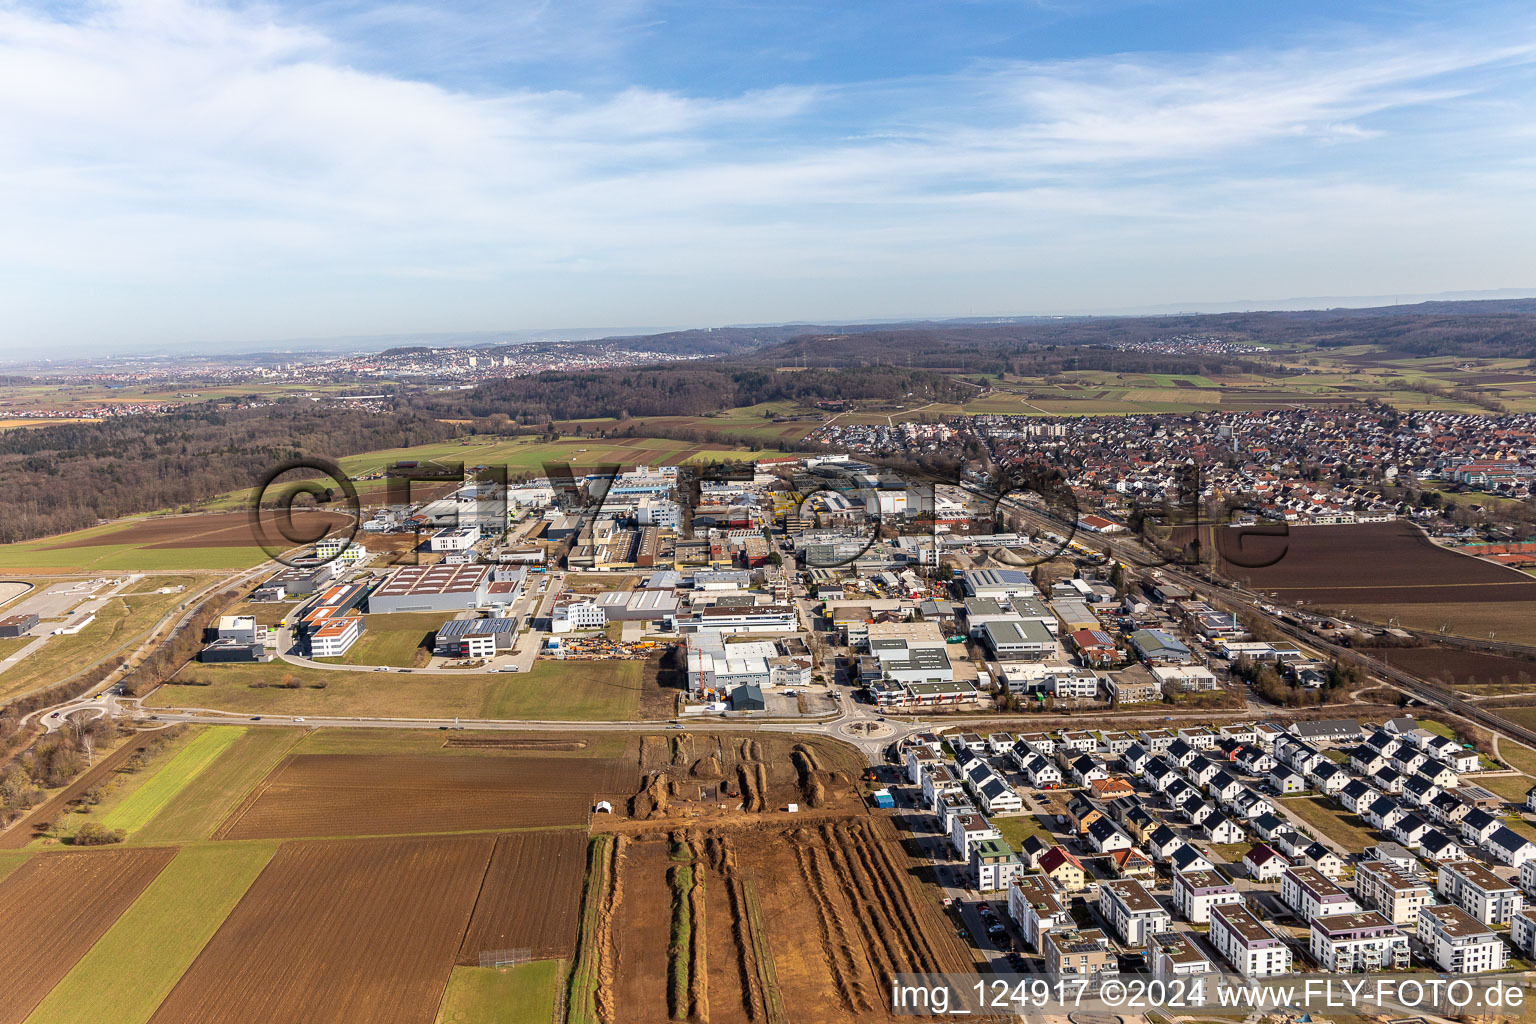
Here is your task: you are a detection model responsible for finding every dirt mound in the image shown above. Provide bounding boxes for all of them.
[442,737,586,751]
[630,772,671,819]
[690,755,723,780]
[640,736,668,771]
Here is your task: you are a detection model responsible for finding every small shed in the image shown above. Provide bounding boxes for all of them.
[731,684,765,712]
[872,789,895,809]
[593,800,613,814]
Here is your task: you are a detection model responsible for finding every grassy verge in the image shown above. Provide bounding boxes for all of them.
[668,863,693,1019]
[567,836,614,1024]
[1474,774,1535,802]
[1279,796,1377,853]
[433,962,562,1024]
[0,851,31,885]
[135,727,304,842]
[1502,741,1536,778]
[992,813,1053,853]
[98,727,246,834]
[24,842,278,1024]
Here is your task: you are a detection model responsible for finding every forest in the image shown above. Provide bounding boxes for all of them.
[0,401,458,543]
[417,364,967,423]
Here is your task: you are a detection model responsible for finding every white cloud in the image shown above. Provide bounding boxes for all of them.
[1,0,1535,349]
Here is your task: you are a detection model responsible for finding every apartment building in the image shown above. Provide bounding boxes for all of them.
[1417,905,1509,974]
[971,838,1022,892]
[1210,903,1292,978]
[1308,911,1410,973]
[1512,908,1536,961]
[1042,929,1118,986]
[1280,866,1359,922]
[1354,861,1432,926]
[1008,874,1072,953]
[1098,879,1171,947]
[1171,870,1243,925]
[1437,861,1524,926]
[950,813,1001,860]
[1149,932,1215,981]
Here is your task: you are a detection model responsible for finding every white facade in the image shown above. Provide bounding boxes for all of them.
[1210,904,1292,978]
[1098,880,1170,947]
[1417,905,1509,974]
[1172,871,1243,925]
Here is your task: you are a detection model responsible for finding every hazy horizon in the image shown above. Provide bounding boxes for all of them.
[6,1,1536,355]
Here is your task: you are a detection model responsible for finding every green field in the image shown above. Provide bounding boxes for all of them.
[136,727,304,842]
[1279,796,1378,853]
[992,813,1053,853]
[434,961,562,1024]
[315,612,448,668]
[29,727,205,846]
[152,657,645,720]
[0,851,31,884]
[99,727,247,834]
[1500,741,1536,778]
[24,842,278,1024]
[0,531,265,571]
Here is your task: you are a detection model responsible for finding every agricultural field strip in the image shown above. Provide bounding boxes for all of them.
[0,847,178,1024]
[99,727,247,834]
[135,728,305,843]
[456,830,587,962]
[213,752,636,840]
[145,835,498,1024]
[23,843,278,1024]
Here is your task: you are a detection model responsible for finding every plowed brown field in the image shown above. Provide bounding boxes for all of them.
[590,818,976,1024]
[147,835,494,1024]
[457,829,587,962]
[215,752,637,839]
[0,847,177,1023]
[1209,521,1536,605]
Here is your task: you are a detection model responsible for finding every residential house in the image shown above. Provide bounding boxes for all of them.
[1205,813,1245,845]
[1309,911,1410,973]
[1486,826,1536,869]
[1108,847,1156,880]
[1244,844,1287,881]
[1099,879,1171,947]
[1039,847,1087,892]
[1355,861,1432,926]
[1211,903,1293,978]
[1270,768,1305,795]
[1417,905,1509,974]
[1419,828,1466,863]
[1281,866,1359,922]
[1300,842,1344,878]
[1086,816,1134,854]
[1172,870,1243,924]
[1168,844,1217,877]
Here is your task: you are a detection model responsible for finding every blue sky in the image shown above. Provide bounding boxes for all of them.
[3,0,1536,354]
